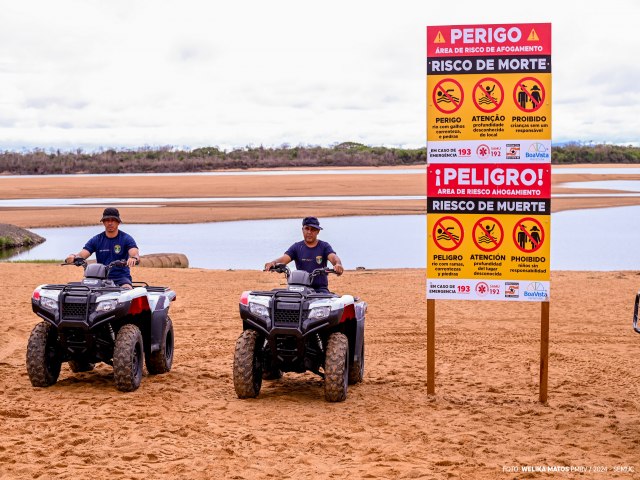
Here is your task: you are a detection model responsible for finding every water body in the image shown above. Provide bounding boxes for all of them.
[558,180,640,192]
[5,207,640,271]
[0,168,423,180]
[0,196,425,208]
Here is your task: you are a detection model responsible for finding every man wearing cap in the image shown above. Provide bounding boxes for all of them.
[264,216,344,293]
[65,207,140,289]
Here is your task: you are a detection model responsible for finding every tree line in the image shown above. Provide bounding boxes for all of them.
[0,143,638,175]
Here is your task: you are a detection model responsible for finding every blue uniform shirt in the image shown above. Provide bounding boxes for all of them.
[84,230,138,281]
[285,240,336,291]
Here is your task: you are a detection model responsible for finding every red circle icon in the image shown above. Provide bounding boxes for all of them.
[433,78,464,114]
[432,216,464,251]
[512,217,545,253]
[513,77,545,112]
[473,217,504,252]
[473,77,504,113]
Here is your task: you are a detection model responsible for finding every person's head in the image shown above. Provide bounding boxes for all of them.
[301,216,322,245]
[100,207,122,237]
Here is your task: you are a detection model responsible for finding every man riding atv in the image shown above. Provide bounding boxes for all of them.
[65,207,139,289]
[264,216,344,293]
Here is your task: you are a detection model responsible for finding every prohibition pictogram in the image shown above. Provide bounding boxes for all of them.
[512,217,545,253]
[473,77,504,113]
[473,216,504,252]
[513,76,545,112]
[432,216,464,251]
[433,78,464,114]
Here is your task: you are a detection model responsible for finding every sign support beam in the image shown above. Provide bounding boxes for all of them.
[427,299,435,395]
[539,300,549,403]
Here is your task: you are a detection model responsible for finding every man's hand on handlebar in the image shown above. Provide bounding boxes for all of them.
[333,264,344,276]
[127,256,139,268]
[264,261,277,272]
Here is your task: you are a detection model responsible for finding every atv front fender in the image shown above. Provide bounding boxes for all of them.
[634,292,640,334]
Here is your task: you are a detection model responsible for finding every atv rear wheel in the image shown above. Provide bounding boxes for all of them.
[113,324,144,392]
[26,322,61,387]
[324,332,349,402]
[348,337,365,385]
[146,316,174,375]
[233,329,263,398]
[68,360,96,373]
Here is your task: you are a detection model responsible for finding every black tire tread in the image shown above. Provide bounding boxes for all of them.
[348,338,365,385]
[233,330,262,398]
[147,316,174,375]
[324,332,349,402]
[26,322,61,387]
[113,324,144,392]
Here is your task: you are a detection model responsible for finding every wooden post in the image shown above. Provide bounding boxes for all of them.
[427,299,435,395]
[539,300,549,403]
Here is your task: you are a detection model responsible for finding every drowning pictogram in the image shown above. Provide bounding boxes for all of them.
[513,77,545,112]
[473,217,504,252]
[432,216,464,251]
[433,78,464,114]
[473,77,504,113]
[513,217,545,253]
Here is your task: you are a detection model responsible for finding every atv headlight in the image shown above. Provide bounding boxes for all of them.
[308,306,330,320]
[96,299,118,313]
[249,302,269,319]
[40,296,58,312]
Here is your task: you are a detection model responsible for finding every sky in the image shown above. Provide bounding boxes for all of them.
[0,0,638,152]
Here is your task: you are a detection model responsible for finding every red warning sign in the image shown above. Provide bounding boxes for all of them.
[512,217,544,252]
[473,77,504,113]
[432,216,464,251]
[473,217,504,252]
[513,76,545,112]
[433,78,464,114]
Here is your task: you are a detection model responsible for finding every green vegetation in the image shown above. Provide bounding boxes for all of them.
[0,143,637,175]
[6,259,60,264]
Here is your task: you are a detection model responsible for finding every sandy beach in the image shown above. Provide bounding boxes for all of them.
[1,165,640,478]
[0,265,639,479]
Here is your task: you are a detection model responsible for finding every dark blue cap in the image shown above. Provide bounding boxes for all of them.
[302,216,322,230]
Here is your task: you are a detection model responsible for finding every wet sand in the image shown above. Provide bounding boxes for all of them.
[2,164,640,228]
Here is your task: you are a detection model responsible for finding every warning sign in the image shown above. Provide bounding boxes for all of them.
[433,78,464,114]
[473,217,504,252]
[513,76,545,112]
[432,216,464,251]
[427,22,551,302]
[473,77,504,113]
[513,217,545,252]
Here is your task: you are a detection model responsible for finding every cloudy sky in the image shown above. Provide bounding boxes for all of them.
[0,0,637,151]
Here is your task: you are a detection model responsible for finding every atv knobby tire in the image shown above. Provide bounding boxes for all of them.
[113,324,144,392]
[324,332,349,402]
[146,316,174,375]
[68,360,96,373]
[233,329,262,398]
[348,337,365,385]
[26,321,61,387]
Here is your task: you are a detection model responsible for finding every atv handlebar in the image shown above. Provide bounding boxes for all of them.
[62,258,135,270]
[267,264,336,279]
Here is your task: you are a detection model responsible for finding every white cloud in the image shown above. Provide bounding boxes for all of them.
[0,0,638,150]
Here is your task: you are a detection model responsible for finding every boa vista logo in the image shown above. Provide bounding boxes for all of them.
[524,282,548,298]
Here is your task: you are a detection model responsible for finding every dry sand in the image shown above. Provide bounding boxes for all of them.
[0,265,639,479]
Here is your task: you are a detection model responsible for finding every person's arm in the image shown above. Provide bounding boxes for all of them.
[328,253,344,276]
[65,248,91,264]
[127,247,140,268]
[264,254,292,271]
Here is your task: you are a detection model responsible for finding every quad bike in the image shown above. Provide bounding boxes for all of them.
[233,264,367,402]
[27,258,176,392]
[634,291,640,334]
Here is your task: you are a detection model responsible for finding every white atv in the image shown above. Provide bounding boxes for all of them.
[234,264,367,402]
[27,258,176,391]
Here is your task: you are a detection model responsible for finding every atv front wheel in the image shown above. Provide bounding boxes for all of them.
[26,322,62,387]
[233,329,263,398]
[324,332,349,402]
[113,324,144,392]
[68,360,95,373]
[146,316,174,374]
[348,337,365,385]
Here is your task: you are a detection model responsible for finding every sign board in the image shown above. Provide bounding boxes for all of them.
[426,23,552,301]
